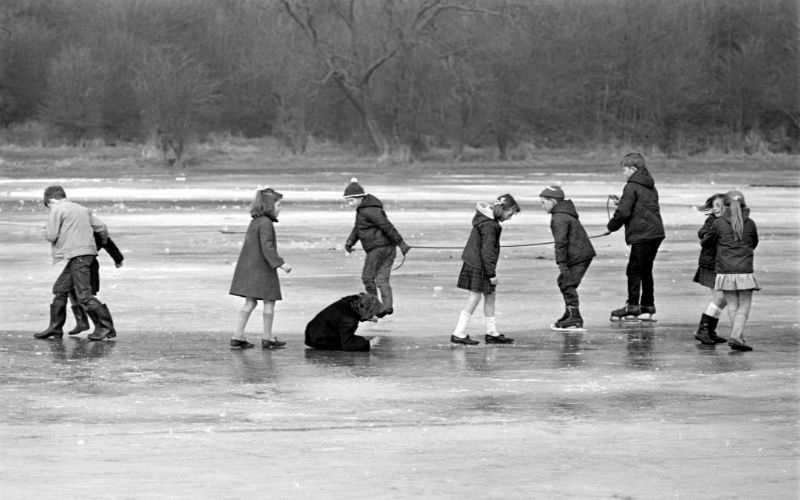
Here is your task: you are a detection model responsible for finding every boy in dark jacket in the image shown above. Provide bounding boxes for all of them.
[305,293,383,351]
[343,178,410,318]
[607,153,665,321]
[67,233,124,337]
[540,185,596,329]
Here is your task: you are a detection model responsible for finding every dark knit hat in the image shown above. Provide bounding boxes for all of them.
[539,185,565,200]
[343,177,365,198]
[496,193,520,213]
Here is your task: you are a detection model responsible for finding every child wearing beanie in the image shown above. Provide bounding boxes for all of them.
[539,185,595,330]
[343,178,410,317]
[450,194,520,345]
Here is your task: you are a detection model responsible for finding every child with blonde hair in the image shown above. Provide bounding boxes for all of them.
[229,187,292,349]
[705,190,759,351]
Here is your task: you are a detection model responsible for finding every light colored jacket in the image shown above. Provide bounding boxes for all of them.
[46,199,107,262]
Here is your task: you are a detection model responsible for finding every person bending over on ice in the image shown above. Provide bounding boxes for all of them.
[229,187,292,350]
[343,178,410,318]
[606,152,665,321]
[304,293,383,352]
[66,232,124,338]
[539,185,596,330]
[450,194,520,345]
[35,185,116,341]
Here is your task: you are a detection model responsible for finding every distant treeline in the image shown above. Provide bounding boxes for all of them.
[0,0,797,160]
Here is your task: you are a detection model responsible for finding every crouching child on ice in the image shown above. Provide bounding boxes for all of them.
[539,185,595,330]
[305,293,383,352]
[449,194,520,345]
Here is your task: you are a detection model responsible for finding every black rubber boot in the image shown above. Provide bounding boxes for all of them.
[67,305,91,335]
[705,315,726,343]
[34,301,67,339]
[102,303,117,339]
[87,304,114,341]
[694,314,716,345]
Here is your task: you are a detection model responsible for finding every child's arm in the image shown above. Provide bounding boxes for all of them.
[551,216,569,268]
[478,223,500,279]
[89,210,109,243]
[101,236,125,266]
[367,208,406,247]
[749,220,759,250]
[606,184,635,232]
[345,226,359,253]
[702,219,721,247]
[45,207,62,243]
[258,221,286,269]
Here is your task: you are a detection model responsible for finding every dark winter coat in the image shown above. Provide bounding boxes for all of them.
[345,194,406,252]
[549,199,596,266]
[696,215,717,270]
[229,215,284,300]
[461,203,502,278]
[607,167,665,245]
[705,209,758,274]
[304,295,371,352]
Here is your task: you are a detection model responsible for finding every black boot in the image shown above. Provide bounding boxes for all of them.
[34,301,67,339]
[694,314,716,345]
[87,304,114,341]
[102,303,117,339]
[67,305,91,335]
[705,315,726,343]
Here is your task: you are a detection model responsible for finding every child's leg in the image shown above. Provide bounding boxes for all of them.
[483,292,497,334]
[262,300,276,340]
[723,291,740,334]
[729,290,752,342]
[374,246,396,311]
[234,297,257,339]
[639,239,661,307]
[361,250,380,298]
[452,291,482,337]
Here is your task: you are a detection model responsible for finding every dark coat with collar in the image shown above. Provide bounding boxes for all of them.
[705,209,759,274]
[304,295,371,352]
[229,215,284,300]
[607,167,665,245]
[696,215,717,270]
[346,194,405,252]
[461,203,502,278]
[549,199,596,266]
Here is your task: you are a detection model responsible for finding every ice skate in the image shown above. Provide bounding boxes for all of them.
[609,303,640,322]
[551,306,587,332]
[637,305,657,323]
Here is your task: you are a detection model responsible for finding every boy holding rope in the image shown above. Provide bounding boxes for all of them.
[343,178,411,318]
[539,185,595,330]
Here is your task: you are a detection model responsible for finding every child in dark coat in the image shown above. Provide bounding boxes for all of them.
[229,187,292,350]
[67,233,124,338]
[305,293,383,352]
[343,178,410,318]
[693,193,729,345]
[607,152,665,321]
[450,194,520,345]
[539,185,596,330]
[704,190,759,351]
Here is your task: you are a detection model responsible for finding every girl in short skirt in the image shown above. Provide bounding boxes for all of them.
[449,194,520,345]
[229,187,292,349]
[693,193,728,344]
[705,190,759,351]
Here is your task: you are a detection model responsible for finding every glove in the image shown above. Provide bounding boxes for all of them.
[399,242,411,256]
[344,244,354,254]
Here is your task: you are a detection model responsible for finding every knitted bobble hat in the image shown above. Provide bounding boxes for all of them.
[539,185,565,200]
[344,177,365,198]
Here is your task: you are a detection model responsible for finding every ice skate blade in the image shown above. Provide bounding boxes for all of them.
[550,324,587,333]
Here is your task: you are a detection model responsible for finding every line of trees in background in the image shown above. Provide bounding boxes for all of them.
[0,0,797,163]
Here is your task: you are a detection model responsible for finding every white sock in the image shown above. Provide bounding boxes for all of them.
[485,316,498,336]
[452,310,471,337]
[704,303,722,318]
